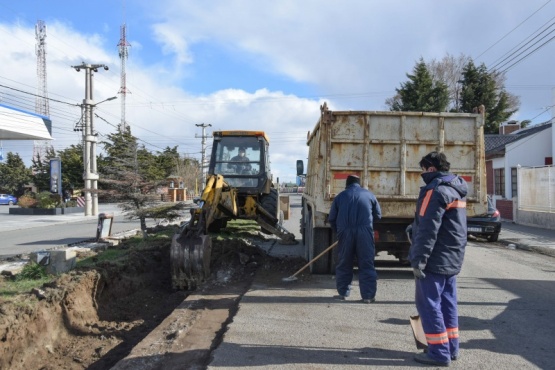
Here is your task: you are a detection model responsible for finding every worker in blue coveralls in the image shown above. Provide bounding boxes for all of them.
[328,174,382,303]
[408,151,467,367]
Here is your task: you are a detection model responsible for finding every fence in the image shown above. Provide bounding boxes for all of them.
[518,165,555,213]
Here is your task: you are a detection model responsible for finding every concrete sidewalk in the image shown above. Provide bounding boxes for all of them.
[497,220,555,257]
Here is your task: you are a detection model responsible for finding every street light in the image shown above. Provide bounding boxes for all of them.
[95,96,117,106]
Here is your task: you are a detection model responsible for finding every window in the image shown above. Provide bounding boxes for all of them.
[494,168,505,197]
[511,167,518,197]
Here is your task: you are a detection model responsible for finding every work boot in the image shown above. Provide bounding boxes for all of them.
[333,295,347,301]
[361,298,375,303]
[414,352,450,367]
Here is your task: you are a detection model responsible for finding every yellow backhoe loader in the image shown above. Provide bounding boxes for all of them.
[171,130,296,290]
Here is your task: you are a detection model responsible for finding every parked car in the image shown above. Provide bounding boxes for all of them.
[0,194,18,205]
[467,196,501,242]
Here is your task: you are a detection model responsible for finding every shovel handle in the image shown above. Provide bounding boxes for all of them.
[289,241,338,279]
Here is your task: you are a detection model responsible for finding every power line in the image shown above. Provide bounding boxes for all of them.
[489,20,555,72]
[475,0,552,60]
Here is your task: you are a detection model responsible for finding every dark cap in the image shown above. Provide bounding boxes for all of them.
[346,175,360,187]
[419,151,450,172]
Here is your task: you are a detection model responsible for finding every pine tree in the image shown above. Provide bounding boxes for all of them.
[389,58,450,112]
[460,61,518,134]
[31,146,57,192]
[0,152,33,196]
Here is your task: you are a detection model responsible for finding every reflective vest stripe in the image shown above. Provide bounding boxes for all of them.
[425,332,449,345]
[446,200,466,210]
[419,189,434,217]
[447,327,459,338]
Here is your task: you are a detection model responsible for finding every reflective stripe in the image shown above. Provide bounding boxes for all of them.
[446,200,466,210]
[447,327,459,338]
[425,331,449,345]
[419,189,433,217]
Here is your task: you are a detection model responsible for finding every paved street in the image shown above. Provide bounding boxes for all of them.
[207,194,555,369]
[0,203,175,257]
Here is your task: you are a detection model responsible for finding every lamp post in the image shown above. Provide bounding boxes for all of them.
[72,62,116,216]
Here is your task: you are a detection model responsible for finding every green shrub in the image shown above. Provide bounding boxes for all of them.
[35,191,61,209]
[16,262,48,281]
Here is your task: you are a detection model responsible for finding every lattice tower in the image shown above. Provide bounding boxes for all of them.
[118,23,131,132]
[34,20,51,164]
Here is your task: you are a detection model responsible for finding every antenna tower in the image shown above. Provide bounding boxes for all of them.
[117,23,131,132]
[34,20,51,163]
[35,20,49,116]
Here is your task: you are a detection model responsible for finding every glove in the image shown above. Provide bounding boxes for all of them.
[413,268,426,279]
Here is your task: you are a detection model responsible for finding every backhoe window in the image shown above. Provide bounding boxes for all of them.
[212,137,262,187]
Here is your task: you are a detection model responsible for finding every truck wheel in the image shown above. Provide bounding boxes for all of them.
[304,211,312,261]
[300,201,306,246]
[310,227,331,274]
[260,188,278,234]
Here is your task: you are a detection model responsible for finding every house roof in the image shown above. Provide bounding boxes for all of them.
[485,121,552,158]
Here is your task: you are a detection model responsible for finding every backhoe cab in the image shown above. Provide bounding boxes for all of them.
[171,130,296,290]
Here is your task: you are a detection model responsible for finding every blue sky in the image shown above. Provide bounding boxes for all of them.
[1,0,554,183]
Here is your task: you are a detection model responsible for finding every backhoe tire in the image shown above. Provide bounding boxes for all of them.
[208,219,227,233]
[260,188,278,234]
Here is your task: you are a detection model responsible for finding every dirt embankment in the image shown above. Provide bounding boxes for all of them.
[0,230,302,370]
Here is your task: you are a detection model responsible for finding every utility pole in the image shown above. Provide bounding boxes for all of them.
[195,123,212,187]
[72,63,115,216]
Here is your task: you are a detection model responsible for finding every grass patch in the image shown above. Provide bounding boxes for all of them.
[76,248,129,268]
[0,263,53,302]
[214,219,261,238]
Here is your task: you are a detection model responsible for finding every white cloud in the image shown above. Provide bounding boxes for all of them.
[2,0,555,183]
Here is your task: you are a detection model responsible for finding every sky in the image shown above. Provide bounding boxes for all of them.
[0,0,554,183]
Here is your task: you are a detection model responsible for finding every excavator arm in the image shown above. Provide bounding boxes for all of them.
[170,174,295,290]
[170,174,236,290]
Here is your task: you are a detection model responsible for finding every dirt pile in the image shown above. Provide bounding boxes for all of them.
[0,230,303,370]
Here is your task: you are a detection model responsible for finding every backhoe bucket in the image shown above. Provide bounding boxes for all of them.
[171,233,212,290]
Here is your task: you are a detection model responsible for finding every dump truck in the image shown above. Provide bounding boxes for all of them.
[297,103,487,274]
[171,130,296,290]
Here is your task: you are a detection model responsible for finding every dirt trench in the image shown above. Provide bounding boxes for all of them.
[0,233,303,370]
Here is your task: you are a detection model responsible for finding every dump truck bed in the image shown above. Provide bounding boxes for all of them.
[304,107,487,218]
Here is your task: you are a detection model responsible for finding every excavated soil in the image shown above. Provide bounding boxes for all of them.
[0,227,304,370]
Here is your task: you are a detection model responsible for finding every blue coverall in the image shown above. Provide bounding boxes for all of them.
[329,183,382,300]
[409,171,468,363]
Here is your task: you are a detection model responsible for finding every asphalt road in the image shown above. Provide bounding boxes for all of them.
[0,204,145,257]
[207,194,555,369]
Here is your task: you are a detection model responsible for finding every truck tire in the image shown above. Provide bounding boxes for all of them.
[304,211,312,261]
[310,227,331,274]
[300,200,306,246]
[260,188,278,234]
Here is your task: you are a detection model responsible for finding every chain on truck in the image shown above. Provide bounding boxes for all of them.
[297,103,487,274]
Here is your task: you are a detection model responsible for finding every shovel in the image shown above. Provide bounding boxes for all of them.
[410,315,428,350]
[282,241,338,282]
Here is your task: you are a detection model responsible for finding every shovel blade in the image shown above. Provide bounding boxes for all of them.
[410,315,428,350]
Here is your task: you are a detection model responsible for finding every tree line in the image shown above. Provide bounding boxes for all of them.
[386,53,529,133]
[0,126,201,198]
